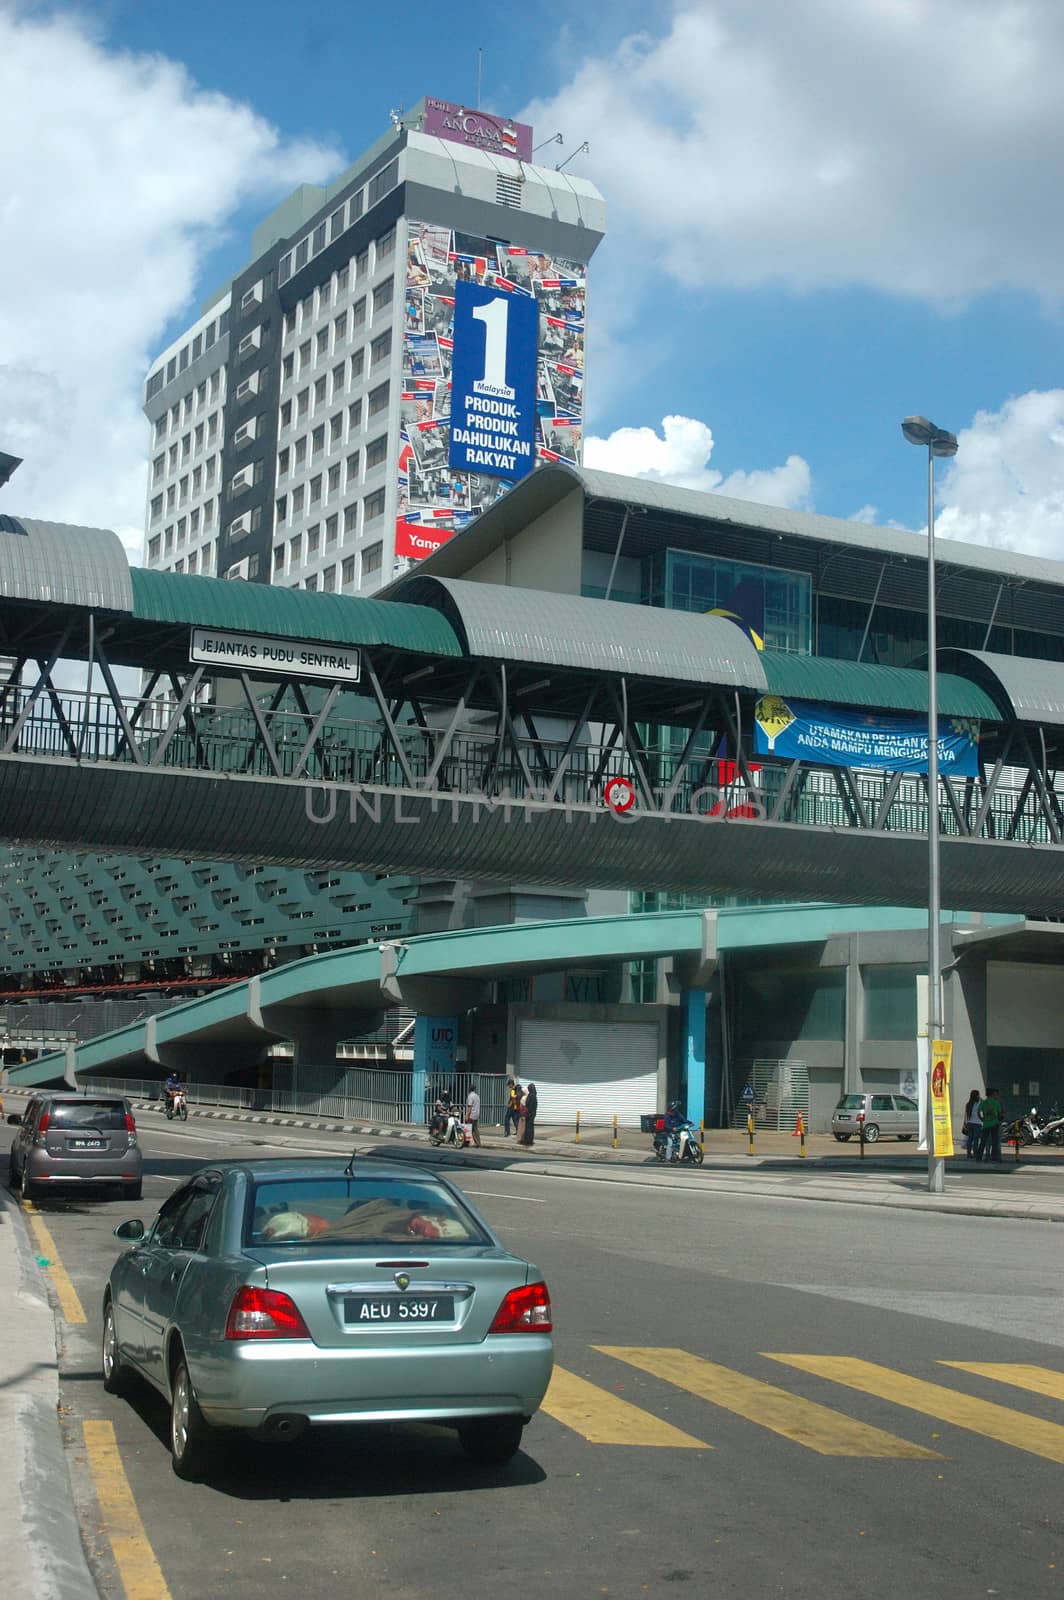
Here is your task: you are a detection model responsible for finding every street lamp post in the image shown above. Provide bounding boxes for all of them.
[901,416,958,1195]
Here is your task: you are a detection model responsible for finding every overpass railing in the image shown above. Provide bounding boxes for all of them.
[2,681,1060,845]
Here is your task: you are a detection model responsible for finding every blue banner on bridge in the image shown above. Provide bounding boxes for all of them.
[753,696,980,776]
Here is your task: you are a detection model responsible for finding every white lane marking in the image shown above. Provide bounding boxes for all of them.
[142,1127,352,1157]
[462,1189,547,1204]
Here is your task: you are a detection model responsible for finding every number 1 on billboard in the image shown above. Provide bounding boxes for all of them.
[471,297,510,396]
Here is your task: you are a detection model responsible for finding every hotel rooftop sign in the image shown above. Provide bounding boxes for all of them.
[422,97,533,163]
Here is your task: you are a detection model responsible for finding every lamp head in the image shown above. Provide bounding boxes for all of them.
[901,416,958,458]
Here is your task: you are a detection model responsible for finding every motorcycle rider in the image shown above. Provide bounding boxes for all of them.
[430,1089,453,1139]
[663,1100,685,1161]
[163,1071,182,1113]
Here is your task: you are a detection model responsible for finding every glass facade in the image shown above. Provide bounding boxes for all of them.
[732,966,846,1043]
[862,964,920,1040]
[662,549,812,654]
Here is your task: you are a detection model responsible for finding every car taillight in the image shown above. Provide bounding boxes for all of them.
[225,1286,311,1340]
[489,1281,552,1334]
[37,1111,50,1134]
[125,1113,136,1134]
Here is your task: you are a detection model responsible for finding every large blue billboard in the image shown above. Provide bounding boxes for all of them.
[753,696,981,777]
[448,280,537,481]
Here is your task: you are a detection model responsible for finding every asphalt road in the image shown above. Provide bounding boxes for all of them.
[6,1109,1064,1600]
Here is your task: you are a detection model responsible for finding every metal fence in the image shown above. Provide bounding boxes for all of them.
[82,1064,510,1128]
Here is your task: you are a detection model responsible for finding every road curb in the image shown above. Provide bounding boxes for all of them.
[0,1188,99,1600]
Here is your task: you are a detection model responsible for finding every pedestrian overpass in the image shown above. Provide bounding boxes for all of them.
[3,514,1064,913]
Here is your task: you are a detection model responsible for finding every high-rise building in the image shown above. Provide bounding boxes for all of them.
[141,97,606,594]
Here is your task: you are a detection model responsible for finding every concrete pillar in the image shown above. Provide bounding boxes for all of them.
[681,988,707,1128]
[844,935,862,1093]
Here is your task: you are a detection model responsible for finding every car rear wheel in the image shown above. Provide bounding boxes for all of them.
[862,1124,880,1143]
[21,1175,41,1202]
[170,1355,212,1481]
[7,1156,20,1191]
[833,1133,851,1142]
[458,1417,524,1466]
[101,1299,131,1396]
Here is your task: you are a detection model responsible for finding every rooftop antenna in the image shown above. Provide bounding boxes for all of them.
[556,140,590,172]
[476,46,483,109]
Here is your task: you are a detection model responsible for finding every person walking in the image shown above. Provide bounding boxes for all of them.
[518,1083,538,1147]
[978,1085,1003,1164]
[465,1082,481,1148]
[962,1089,982,1159]
[503,1078,522,1137]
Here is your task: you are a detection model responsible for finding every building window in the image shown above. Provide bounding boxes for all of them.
[665,549,812,655]
[194,422,204,451]
[276,495,288,524]
[329,414,343,446]
[307,523,320,556]
[352,296,367,328]
[316,327,329,356]
[310,474,322,504]
[273,546,284,571]
[371,329,392,366]
[348,399,363,431]
[295,237,309,270]
[291,484,305,514]
[334,312,347,344]
[297,388,310,418]
[280,400,293,428]
[283,353,295,381]
[328,462,341,492]
[152,454,164,482]
[295,437,307,467]
[368,382,389,417]
[330,205,346,242]
[343,503,358,535]
[289,534,302,566]
[373,276,394,312]
[362,540,383,577]
[278,447,290,476]
[311,424,325,455]
[346,450,360,481]
[299,339,312,370]
[366,433,388,470]
[284,308,297,337]
[322,565,336,592]
[313,222,327,255]
[342,555,356,585]
[190,507,200,535]
[325,513,339,544]
[363,488,385,522]
[154,418,167,444]
[192,465,202,493]
[148,534,161,561]
[332,362,346,396]
[314,375,327,405]
[350,348,365,381]
[150,494,163,520]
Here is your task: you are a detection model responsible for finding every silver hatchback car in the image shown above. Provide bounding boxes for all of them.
[8,1092,143,1200]
[831,1092,919,1143]
[103,1158,554,1480]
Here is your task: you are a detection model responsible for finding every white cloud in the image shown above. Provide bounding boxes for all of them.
[585,413,811,508]
[936,391,1064,560]
[0,7,343,556]
[525,0,1064,303]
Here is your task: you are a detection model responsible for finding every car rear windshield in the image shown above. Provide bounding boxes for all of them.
[49,1100,128,1130]
[835,1095,865,1110]
[246,1176,491,1248]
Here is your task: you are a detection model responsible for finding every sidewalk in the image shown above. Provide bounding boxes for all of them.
[49,1090,1064,1225]
[0,1187,97,1599]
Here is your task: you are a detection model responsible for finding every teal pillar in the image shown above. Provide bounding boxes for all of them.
[413,1014,460,1123]
[682,988,707,1128]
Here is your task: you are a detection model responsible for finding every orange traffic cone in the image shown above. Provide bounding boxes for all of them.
[792,1112,804,1137]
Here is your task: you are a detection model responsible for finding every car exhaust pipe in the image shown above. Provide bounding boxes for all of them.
[262,1414,307,1442]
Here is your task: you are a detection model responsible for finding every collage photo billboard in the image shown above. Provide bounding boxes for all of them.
[398,219,587,562]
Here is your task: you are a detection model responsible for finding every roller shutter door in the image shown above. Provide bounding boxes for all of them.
[515,1019,658,1126]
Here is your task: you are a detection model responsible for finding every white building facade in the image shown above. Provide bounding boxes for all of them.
[141,100,606,594]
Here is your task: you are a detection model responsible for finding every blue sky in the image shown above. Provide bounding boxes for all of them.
[4,1,1064,554]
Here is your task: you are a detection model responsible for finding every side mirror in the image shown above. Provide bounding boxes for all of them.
[113,1219,145,1242]
[6,1113,22,1126]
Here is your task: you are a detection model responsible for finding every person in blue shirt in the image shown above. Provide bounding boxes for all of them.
[163,1071,181,1110]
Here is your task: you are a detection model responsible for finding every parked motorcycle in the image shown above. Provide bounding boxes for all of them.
[653,1119,704,1166]
[165,1089,188,1122]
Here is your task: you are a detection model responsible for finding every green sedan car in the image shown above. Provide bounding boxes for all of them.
[102,1158,554,1480]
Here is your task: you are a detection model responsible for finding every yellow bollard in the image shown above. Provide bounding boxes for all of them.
[612,1113,618,1150]
[575,1110,581,1144]
[799,1111,806,1158]
[747,1110,755,1156]
[699,1118,705,1155]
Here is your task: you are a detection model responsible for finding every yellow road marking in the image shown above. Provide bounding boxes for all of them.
[598,1347,941,1459]
[542,1364,709,1448]
[767,1355,1064,1466]
[941,1362,1064,1403]
[22,1201,87,1325]
[83,1420,172,1600]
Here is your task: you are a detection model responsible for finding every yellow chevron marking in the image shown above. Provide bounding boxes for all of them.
[597,1347,940,1458]
[542,1365,709,1448]
[941,1362,1064,1403]
[768,1355,1064,1465]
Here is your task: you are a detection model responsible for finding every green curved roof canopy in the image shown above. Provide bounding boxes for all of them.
[758,650,1000,720]
[129,568,463,656]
